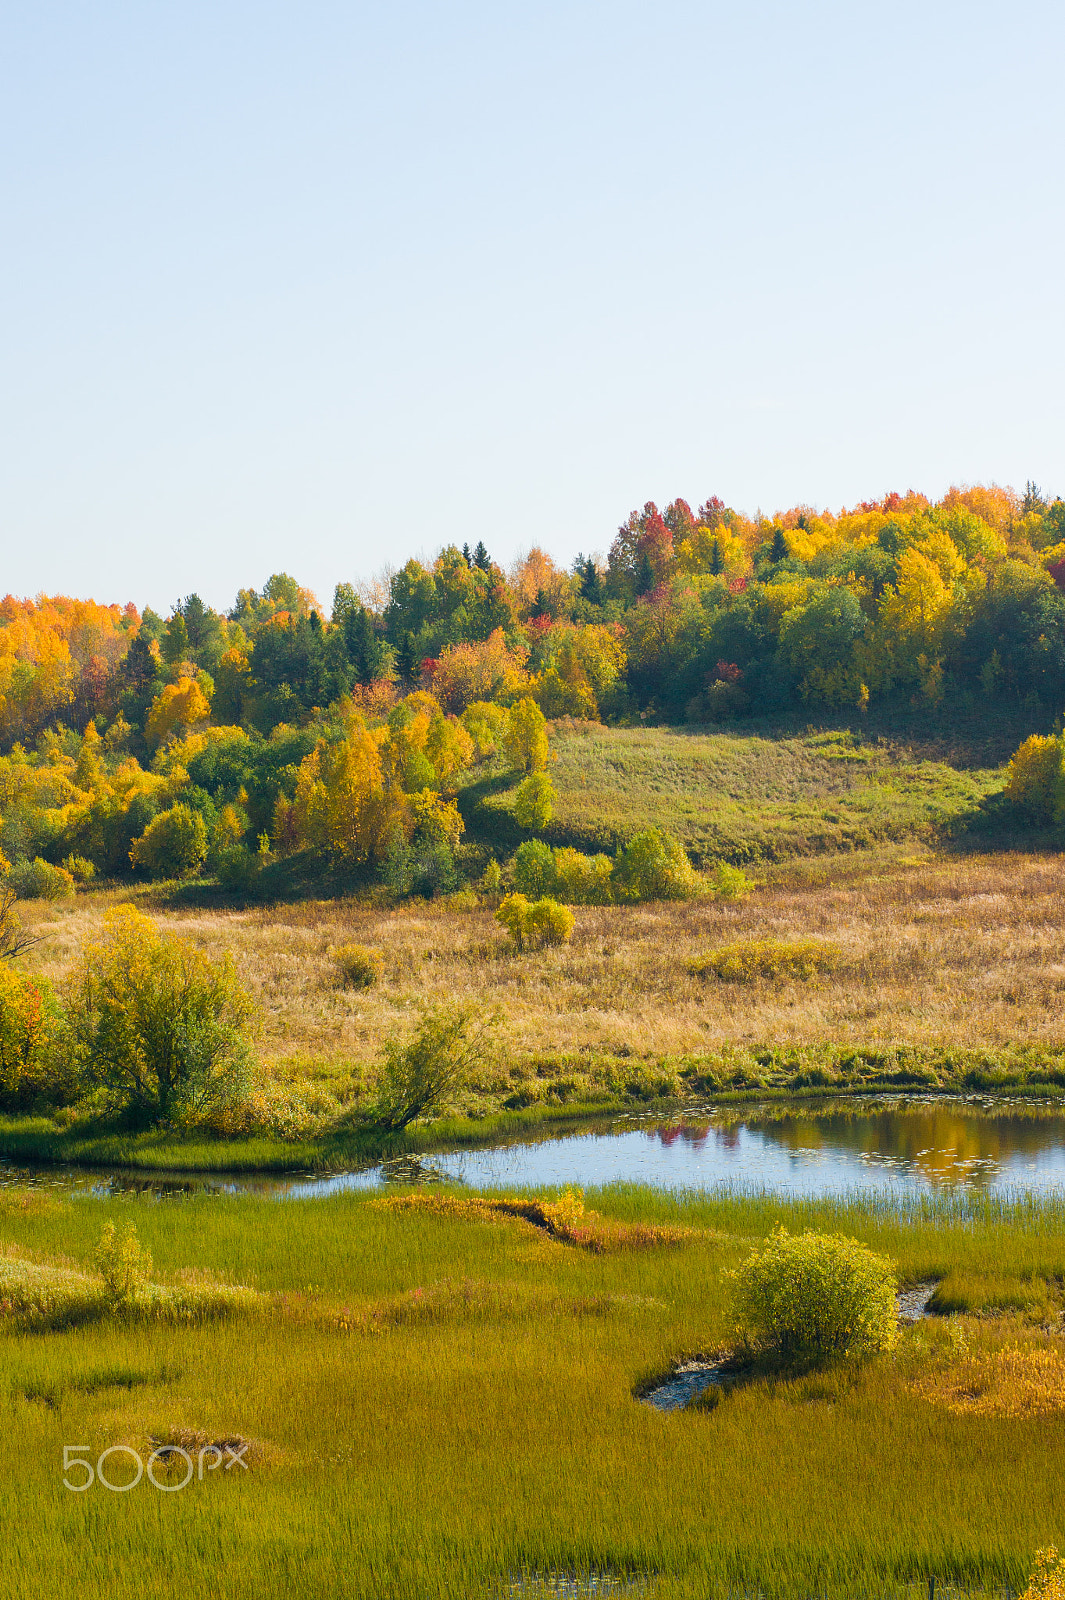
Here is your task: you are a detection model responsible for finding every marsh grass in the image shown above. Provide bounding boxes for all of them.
[2,1184,1065,1597]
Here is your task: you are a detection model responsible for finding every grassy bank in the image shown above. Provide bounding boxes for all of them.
[7,1041,1065,1176]
[3,1181,1065,1597]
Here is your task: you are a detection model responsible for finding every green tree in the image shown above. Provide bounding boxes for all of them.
[374,1004,495,1130]
[129,802,209,878]
[514,771,555,830]
[160,612,190,666]
[68,905,255,1123]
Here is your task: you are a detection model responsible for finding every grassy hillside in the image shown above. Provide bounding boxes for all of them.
[462,719,1009,864]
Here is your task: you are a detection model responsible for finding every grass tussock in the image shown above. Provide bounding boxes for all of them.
[0,1246,261,1330]
[373,1189,694,1253]
[913,1342,1065,1418]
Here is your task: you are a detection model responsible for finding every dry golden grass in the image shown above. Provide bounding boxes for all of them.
[16,845,1065,1096]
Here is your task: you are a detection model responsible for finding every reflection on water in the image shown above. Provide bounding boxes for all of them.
[6,1096,1065,1199]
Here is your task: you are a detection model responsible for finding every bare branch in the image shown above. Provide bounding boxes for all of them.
[0,883,40,961]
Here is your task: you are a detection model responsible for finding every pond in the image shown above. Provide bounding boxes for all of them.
[7,1095,1065,1199]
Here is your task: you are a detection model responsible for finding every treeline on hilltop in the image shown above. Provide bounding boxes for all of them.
[0,480,1062,893]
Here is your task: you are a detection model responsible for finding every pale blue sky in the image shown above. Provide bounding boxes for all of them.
[2,0,1062,612]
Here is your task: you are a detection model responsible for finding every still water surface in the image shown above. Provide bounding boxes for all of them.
[6,1096,1065,1199]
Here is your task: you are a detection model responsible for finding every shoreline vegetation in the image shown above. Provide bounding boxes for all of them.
[5,1054,1065,1175]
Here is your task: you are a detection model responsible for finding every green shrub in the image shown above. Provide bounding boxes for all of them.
[215,844,261,892]
[691,936,841,982]
[10,857,75,900]
[495,893,574,951]
[480,858,503,895]
[708,860,753,901]
[129,802,209,878]
[514,771,555,830]
[375,1003,496,1130]
[613,827,700,902]
[729,1225,898,1357]
[334,942,383,989]
[512,842,612,905]
[61,854,96,883]
[513,839,556,897]
[67,904,254,1124]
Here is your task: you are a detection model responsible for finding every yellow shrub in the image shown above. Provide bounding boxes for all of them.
[691,937,841,982]
[333,943,383,990]
[914,1345,1065,1418]
[1005,733,1065,823]
[495,893,574,951]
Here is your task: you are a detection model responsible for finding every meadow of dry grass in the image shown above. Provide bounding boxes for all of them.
[17,844,1065,1112]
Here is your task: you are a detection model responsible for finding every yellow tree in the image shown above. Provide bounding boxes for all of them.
[503,698,549,773]
[870,547,956,699]
[146,678,211,747]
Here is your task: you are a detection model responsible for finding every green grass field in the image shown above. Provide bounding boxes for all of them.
[2,1181,1064,1599]
[461,720,1008,864]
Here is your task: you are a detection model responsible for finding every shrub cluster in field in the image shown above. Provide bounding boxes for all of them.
[0,879,507,1134]
[691,936,841,983]
[509,827,747,906]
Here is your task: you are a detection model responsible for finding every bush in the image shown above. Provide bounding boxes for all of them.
[691,937,841,982]
[613,827,700,902]
[514,771,555,830]
[1004,734,1065,823]
[374,1004,496,1130]
[67,905,255,1124]
[708,860,753,901]
[92,1220,153,1308]
[214,844,261,892]
[551,846,613,905]
[480,858,503,895]
[129,802,209,878]
[61,854,96,884]
[334,943,382,989]
[381,836,459,898]
[728,1225,898,1358]
[10,857,75,900]
[513,839,556,898]
[495,893,574,951]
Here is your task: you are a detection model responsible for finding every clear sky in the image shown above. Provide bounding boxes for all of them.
[2,0,1062,614]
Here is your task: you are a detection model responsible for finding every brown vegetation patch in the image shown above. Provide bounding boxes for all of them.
[912,1344,1065,1418]
[373,1191,693,1253]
